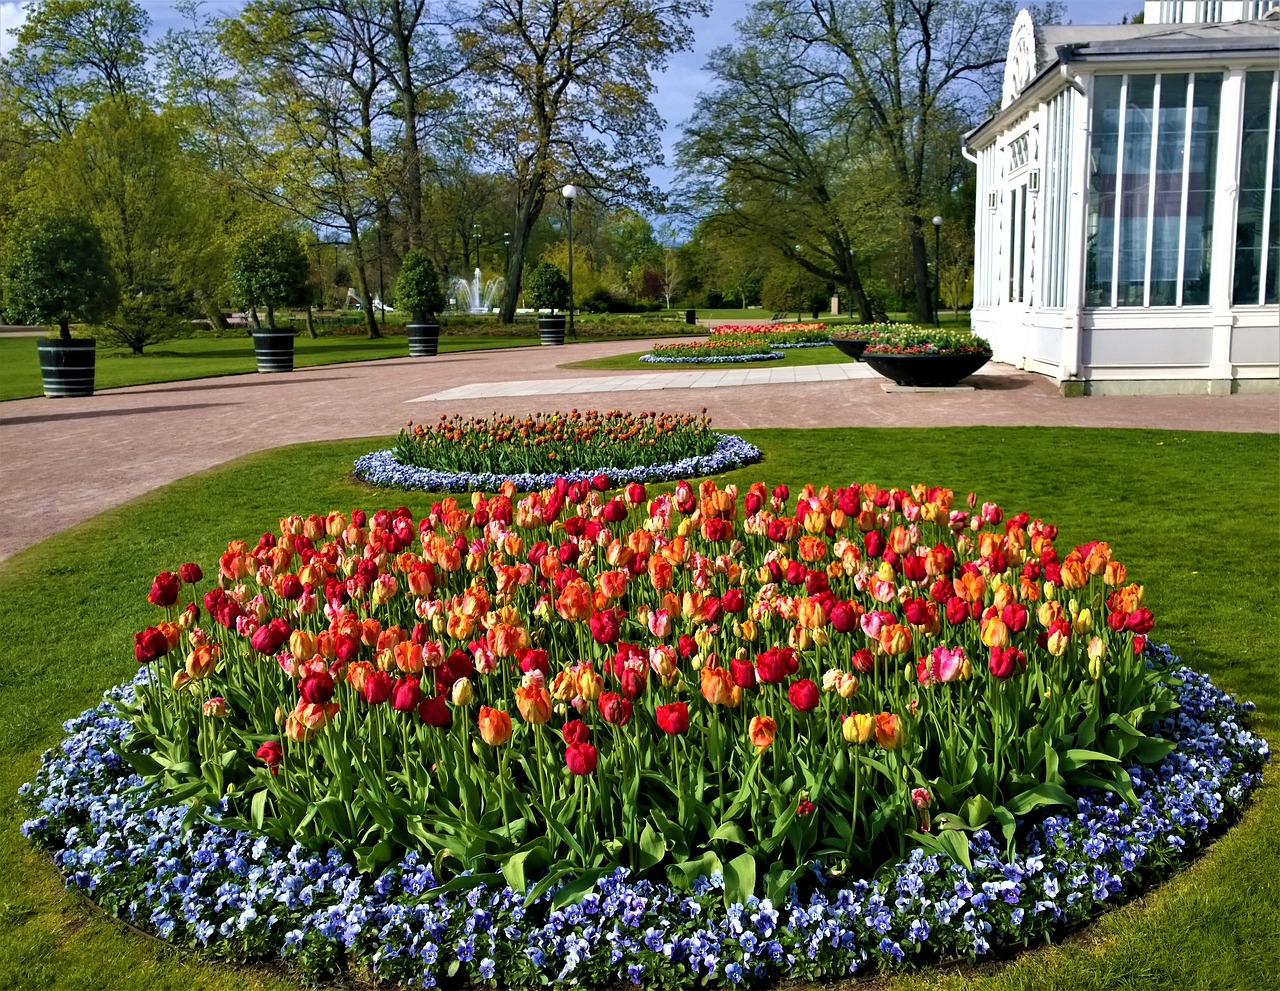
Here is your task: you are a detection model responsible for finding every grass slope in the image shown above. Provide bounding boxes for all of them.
[1,427,1276,991]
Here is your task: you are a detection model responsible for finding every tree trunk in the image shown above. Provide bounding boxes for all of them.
[910,218,933,324]
[249,308,261,331]
[59,318,71,341]
[202,300,229,330]
[305,304,317,339]
[346,217,381,338]
[265,304,276,330]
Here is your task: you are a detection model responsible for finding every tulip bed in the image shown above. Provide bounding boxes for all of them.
[831,325,991,356]
[354,410,763,492]
[640,340,785,363]
[709,324,832,348]
[18,477,1269,987]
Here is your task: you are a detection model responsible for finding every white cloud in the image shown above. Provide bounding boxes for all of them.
[0,1,27,57]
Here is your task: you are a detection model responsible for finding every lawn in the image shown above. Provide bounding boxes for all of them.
[2,426,1276,990]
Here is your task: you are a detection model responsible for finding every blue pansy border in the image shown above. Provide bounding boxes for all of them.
[353,433,763,493]
[639,352,786,364]
[19,645,1268,988]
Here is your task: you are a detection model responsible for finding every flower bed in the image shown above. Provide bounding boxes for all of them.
[709,324,832,348]
[354,431,762,492]
[17,480,1269,986]
[641,340,785,363]
[21,649,1266,986]
[832,324,991,357]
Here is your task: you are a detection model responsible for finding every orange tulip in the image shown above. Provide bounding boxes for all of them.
[556,578,594,622]
[477,706,513,746]
[392,641,424,674]
[284,699,339,743]
[700,664,740,707]
[185,643,220,680]
[749,714,777,751]
[515,685,552,724]
[878,624,913,656]
[874,711,902,749]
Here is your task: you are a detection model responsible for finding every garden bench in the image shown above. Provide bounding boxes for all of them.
[769,311,787,323]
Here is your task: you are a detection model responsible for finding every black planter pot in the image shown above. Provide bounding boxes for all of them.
[37,338,96,398]
[862,352,991,388]
[830,338,871,360]
[406,321,440,357]
[538,315,566,346]
[252,330,294,372]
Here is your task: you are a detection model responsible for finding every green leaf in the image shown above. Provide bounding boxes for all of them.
[251,789,268,831]
[937,827,973,870]
[551,867,613,909]
[960,794,996,829]
[668,851,722,890]
[709,822,749,845]
[638,822,666,871]
[723,852,757,905]
[1006,782,1074,815]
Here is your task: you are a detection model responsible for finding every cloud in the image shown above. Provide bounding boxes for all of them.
[0,1,27,57]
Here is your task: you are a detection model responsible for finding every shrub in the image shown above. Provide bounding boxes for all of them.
[524,262,570,312]
[394,249,446,320]
[97,289,189,355]
[229,228,311,330]
[2,212,117,339]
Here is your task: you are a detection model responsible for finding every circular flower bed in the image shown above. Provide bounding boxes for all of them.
[831,324,991,357]
[641,340,785,363]
[354,410,761,492]
[21,649,1266,986]
[18,481,1269,987]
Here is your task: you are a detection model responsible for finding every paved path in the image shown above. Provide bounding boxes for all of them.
[0,338,1276,562]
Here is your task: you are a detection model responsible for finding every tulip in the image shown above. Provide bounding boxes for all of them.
[598,691,633,726]
[361,669,394,705]
[700,664,740,707]
[477,706,513,746]
[516,684,553,724]
[184,643,220,680]
[450,678,474,707]
[390,676,422,712]
[988,645,1026,680]
[256,740,283,775]
[655,701,689,735]
[729,656,757,689]
[202,696,228,718]
[565,741,598,775]
[299,671,335,704]
[417,694,452,728]
[878,624,912,656]
[179,562,203,584]
[749,714,776,751]
[285,699,338,742]
[754,646,799,683]
[562,719,590,744]
[874,711,902,749]
[148,571,181,608]
[788,678,820,712]
[576,667,604,702]
[134,626,171,663]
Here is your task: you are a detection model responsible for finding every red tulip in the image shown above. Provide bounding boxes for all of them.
[851,647,875,674]
[178,562,203,584]
[148,571,181,607]
[562,719,590,744]
[256,740,283,775]
[787,678,820,712]
[721,588,745,613]
[566,741,598,775]
[250,617,291,655]
[391,676,422,712]
[754,646,799,684]
[133,626,170,663]
[361,669,394,705]
[655,701,689,735]
[989,645,1026,680]
[417,693,451,727]
[299,672,335,704]
[729,657,757,689]
[598,691,633,726]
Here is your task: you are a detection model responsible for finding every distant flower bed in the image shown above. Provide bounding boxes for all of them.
[643,340,784,363]
[709,324,831,348]
[639,351,785,364]
[831,324,991,356]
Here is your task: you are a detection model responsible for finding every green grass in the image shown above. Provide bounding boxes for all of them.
[564,343,857,371]
[2,427,1277,990]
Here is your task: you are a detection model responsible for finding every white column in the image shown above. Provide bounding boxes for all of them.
[1207,70,1246,394]
[1059,78,1091,390]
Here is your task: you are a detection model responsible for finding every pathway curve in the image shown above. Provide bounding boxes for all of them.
[0,338,1276,562]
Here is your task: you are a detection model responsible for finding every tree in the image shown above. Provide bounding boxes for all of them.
[768,0,1061,322]
[523,261,569,313]
[459,0,710,322]
[395,247,446,320]
[229,227,310,329]
[676,8,882,321]
[2,211,117,337]
[0,0,151,141]
[96,289,188,355]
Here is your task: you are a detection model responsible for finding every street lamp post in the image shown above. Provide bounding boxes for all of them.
[503,231,511,276]
[932,215,943,327]
[472,224,481,269]
[562,184,578,339]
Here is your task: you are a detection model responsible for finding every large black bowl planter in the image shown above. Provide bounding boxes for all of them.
[862,352,991,388]
[37,338,96,398]
[830,338,870,360]
[406,322,440,357]
[252,330,294,373]
[538,315,566,346]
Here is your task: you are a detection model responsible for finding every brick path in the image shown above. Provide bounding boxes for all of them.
[1,339,1276,562]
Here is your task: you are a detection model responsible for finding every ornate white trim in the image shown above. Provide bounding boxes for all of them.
[1002,9,1039,108]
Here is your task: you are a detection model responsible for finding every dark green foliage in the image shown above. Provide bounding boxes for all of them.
[97,289,189,355]
[228,228,311,329]
[524,261,570,311]
[394,249,446,320]
[2,212,118,338]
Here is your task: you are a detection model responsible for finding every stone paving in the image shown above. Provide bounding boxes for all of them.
[1,337,1276,563]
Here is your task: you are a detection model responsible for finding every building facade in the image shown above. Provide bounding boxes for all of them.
[965,3,1279,394]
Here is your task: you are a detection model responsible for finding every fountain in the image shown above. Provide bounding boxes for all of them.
[449,267,505,314]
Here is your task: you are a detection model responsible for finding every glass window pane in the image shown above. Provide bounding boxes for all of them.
[1233,71,1276,305]
[1086,76,1122,306]
[1183,72,1220,305]
[1151,74,1188,305]
[1117,75,1155,306]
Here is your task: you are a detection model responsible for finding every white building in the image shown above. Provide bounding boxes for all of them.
[965,1,1280,395]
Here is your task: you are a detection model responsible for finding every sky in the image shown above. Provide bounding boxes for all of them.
[0,0,1135,192]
